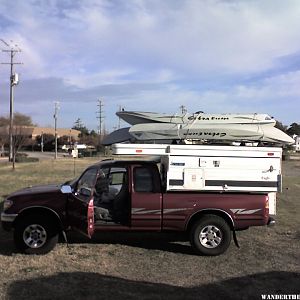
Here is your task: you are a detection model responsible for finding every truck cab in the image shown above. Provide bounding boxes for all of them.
[70,160,163,231]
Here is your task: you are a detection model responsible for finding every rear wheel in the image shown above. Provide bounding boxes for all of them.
[14,215,59,254]
[190,215,231,256]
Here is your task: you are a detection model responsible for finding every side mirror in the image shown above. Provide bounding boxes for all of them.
[61,185,72,194]
[79,187,92,197]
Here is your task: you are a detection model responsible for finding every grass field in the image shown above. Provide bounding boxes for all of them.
[0,158,299,299]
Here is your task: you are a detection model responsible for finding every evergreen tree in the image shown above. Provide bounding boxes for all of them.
[72,118,89,136]
[287,123,300,136]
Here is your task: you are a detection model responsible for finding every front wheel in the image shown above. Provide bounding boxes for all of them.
[14,215,59,255]
[190,215,232,256]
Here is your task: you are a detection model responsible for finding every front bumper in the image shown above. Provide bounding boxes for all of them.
[1,212,18,222]
[1,213,18,231]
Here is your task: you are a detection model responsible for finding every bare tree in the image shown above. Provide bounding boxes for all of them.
[0,113,34,167]
[0,113,34,127]
[12,126,32,169]
[0,136,4,157]
[0,125,32,169]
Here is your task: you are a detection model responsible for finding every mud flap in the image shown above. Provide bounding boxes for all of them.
[232,229,240,248]
[87,198,95,238]
[61,230,68,245]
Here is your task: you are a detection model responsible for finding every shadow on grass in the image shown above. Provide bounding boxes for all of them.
[67,231,196,255]
[6,271,300,300]
[0,229,194,256]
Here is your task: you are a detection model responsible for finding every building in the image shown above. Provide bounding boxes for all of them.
[30,127,80,140]
[293,135,300,152]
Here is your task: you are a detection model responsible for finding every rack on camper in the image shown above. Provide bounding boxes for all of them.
[112,143,282,193]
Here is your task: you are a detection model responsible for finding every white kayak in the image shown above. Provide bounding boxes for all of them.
[129,123,294,144]
[117,111,276,126]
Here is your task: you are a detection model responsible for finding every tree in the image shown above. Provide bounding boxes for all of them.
[275,121,288,133]
[0,112,35,126]
[11,126,33,169]
[73,118,84,129]
[79,134,99,147]
[72,118,101,146]
[72,118,89,136]
[35,134,55,151]
[14,113,35,126]
[0,113,35,163]
[58,135,76,147]
[287,123,300,136]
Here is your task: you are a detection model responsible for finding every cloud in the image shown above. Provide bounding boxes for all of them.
[2,0,300,80]
[1,69,298,130]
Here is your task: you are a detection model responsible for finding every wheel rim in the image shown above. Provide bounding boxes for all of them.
[199,225,222,249]
[23,224,47,249]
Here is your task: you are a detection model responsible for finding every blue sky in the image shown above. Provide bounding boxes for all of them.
[0,0,299,132]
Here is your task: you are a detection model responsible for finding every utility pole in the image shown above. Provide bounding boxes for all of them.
[117,105,123,129]
[1,39,22,162]
[179,105,187,115]
[41,131,44,152]
[97,99,104,142]
[54,101,60,159]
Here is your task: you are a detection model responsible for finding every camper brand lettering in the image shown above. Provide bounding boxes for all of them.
[170,162,185,166]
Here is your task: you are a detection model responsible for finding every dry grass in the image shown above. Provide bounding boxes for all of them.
[0,159,299,299]
[0,158,101,198]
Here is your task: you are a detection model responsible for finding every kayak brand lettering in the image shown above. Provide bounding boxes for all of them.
[183,132,227,137]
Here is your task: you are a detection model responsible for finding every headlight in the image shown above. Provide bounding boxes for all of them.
[3,199,13,211]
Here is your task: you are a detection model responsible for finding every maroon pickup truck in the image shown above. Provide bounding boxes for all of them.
[1,159,274,256]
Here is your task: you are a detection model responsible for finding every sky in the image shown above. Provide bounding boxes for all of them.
[0,0,300,132]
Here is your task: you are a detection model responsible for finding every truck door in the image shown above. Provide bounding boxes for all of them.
[131,165,162,229]
[67,168,98,238]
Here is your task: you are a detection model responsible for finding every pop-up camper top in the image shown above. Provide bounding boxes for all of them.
[112,143,282,193]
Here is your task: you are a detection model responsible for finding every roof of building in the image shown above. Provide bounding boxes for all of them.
[0,126,81,139]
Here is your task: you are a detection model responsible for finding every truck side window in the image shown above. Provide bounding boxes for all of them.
[134,167,153,192]
[107,167,127,197]
[76,168,98,198]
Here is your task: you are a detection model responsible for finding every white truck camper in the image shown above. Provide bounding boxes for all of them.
[112,143,281,215]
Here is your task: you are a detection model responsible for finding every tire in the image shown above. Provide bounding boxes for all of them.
[190,215,232,256]
[14,215,59,255]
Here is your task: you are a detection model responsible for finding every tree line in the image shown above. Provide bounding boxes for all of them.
[275,121,300,136]
[0,114,103,156]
